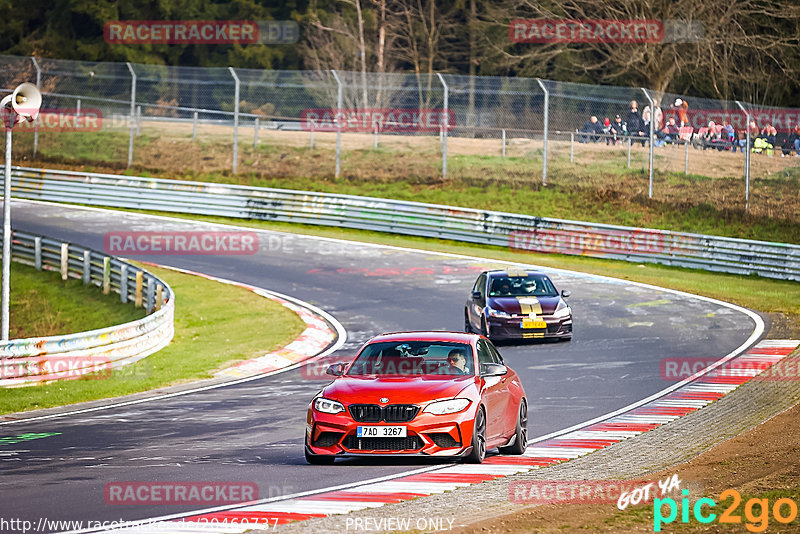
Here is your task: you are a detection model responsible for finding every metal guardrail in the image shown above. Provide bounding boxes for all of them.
[0,230,174,386]
[9,166,800,282]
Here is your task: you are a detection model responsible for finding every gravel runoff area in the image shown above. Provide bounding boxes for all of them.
[262,350,800,534]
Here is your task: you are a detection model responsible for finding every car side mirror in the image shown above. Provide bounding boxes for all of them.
[326,363,347,376]
[471,290,482,300]
[561,289,571,298]
[481,363,508,377]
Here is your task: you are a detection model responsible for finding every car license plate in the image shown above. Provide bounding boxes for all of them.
[521,319,547,329]
[356,426,407,438]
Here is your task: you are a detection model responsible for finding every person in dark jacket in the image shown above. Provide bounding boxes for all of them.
[579,115,603,143]
[626,100,646,146]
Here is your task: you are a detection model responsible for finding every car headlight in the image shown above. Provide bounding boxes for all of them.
[423,398,471,415]
[487,307,511,318]
[314,397,345,414]
[552,301,571,319]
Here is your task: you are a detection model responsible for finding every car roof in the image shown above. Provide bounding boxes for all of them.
[367,331,480,344]
[485,268,546,278]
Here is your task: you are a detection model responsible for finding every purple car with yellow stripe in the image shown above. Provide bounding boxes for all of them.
[465,268,572,341]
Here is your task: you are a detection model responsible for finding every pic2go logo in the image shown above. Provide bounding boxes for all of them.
[654,489,800,532]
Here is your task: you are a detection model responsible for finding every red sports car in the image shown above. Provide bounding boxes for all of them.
[465,269,573,341]
[305,332,527,464]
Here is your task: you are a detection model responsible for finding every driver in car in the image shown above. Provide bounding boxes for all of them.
[443,349,469,375]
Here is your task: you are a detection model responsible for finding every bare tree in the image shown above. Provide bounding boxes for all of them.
[479,0,800,106]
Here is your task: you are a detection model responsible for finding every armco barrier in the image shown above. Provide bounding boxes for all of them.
[0,230,174,386]
[9,166,800,281]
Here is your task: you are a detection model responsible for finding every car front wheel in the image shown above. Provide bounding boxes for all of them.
[465,408,486,464]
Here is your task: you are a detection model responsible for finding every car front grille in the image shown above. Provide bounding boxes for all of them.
[342,435,423,451]
[349,404,419,423]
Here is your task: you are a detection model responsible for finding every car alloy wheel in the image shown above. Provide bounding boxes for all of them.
[499,399,527,455]
[466,408,486,463]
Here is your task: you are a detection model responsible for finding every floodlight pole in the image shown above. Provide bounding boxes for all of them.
[2,111,15,340]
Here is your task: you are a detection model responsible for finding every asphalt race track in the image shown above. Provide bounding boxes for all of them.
[0,201,763,531]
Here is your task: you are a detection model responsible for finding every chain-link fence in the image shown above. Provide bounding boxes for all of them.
[2,54,798,205]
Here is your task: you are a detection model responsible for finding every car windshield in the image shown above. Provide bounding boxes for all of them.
[346,341,474,377]
[489,274,558,297]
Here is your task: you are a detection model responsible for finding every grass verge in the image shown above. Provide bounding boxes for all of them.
[0,264,306,415]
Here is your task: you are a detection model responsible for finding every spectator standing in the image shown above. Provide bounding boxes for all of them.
[626,100,646,146]
[673,98,689,127]
[644,104,664,131]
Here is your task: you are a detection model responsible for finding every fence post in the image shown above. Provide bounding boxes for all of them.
[502,129,506,157]
[146,276,155,313]
[254,117,259,147]
[641,88,655,198]
[310,122,315,149]
[126,62,136,169]
[536,79,549,185]
[156,284,163,311]
[34,237,41,270]
[374,123,378,149]
[627,137,632,168]
[192,111,198,141]
[136,105,141,135]
[103,257,110,294]
[135,270,143,307]
[436,73,448,180]
[570,132,574,163]
[60,243,69,280]
[684,140,689,175]
[30,56,41,159]
[736,101,751,211]
[330,70,343,178]
[120,264,128,303]
[76,99,81,127]
[82,250,91,284]
[229,67,240,174]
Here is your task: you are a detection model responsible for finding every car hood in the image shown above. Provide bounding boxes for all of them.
[322,376,474,405]
[488,295,561,315]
